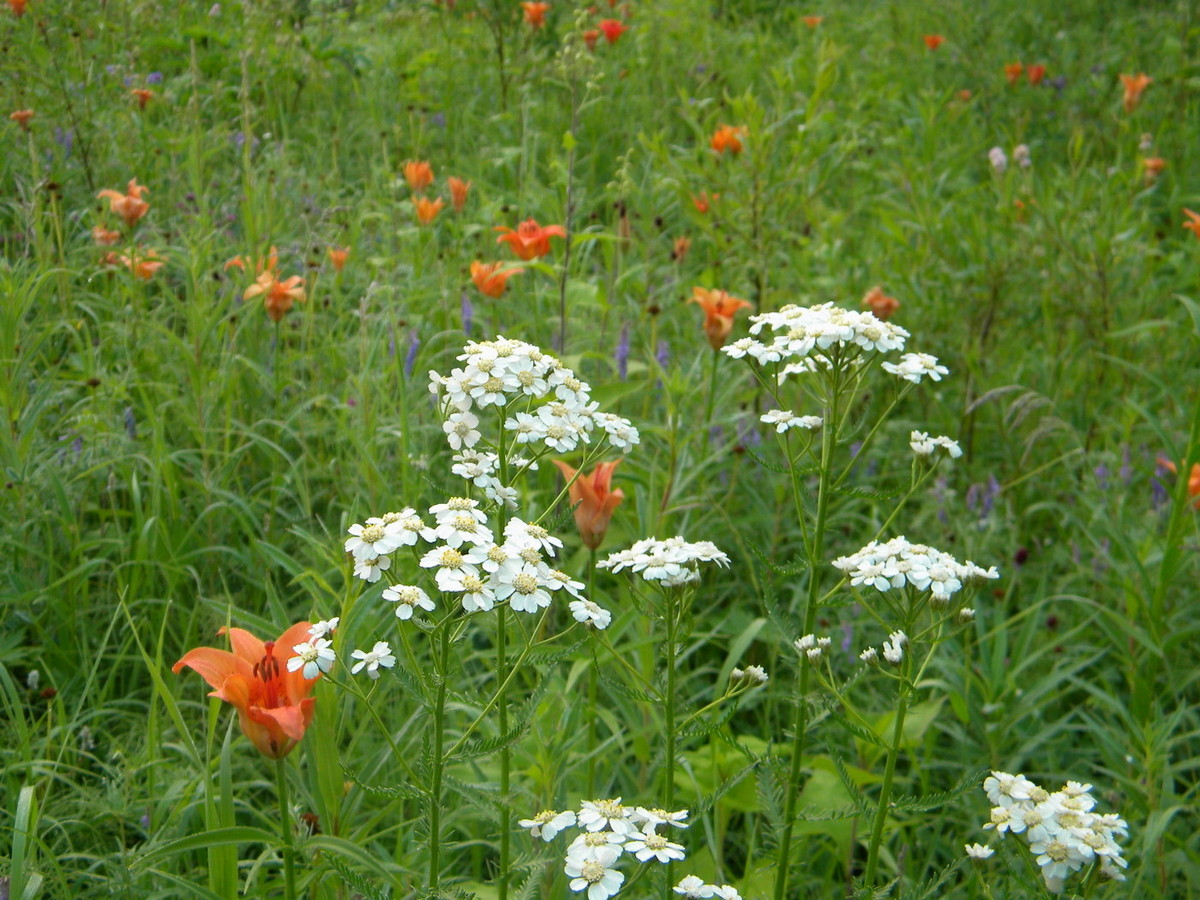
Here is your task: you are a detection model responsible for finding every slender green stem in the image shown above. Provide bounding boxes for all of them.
[274,757,296,900]
[863,679,909,886]
[663,585,679,900]
[429,622,450,891]
[586,547,598,797]
[773,392,837,900]
[704,346,720,427]
[495,407,512,900]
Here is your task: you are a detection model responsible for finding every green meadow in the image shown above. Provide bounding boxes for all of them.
[1,0,1198,897]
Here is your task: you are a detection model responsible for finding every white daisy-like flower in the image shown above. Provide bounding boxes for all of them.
[965,842,995,860]
[518,809,577,842]
[860,647,878,663]
[504,518,563,556]
[760,409,823,433]
[882,632,906,665]
[674,876,716,898]
[493,567,552,613]
[287,638,336,679]
[443,410,481,450]
[570,599,612,629]
[566,829,627,862]
[547,569,586,599]
[307,618,339,640]
[419,545,481,592]
[457,571,497,613]
[989,146,1007,173]
[344,519,403,561]
[382,584,436,619]
[578,798,635,834]
[349,641,396,679]
[624,829,686,863]
[712,887,743,900]
[909,430,937,456]
[564,846,624,900]
[632,807,689,830]
[882,352,949,384]
[353,554,391,582]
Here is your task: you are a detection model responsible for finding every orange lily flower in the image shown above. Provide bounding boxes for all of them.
[710,124,747,156]
[956,89,973,102]
[1120,73,1151,113]
[1027,64,1046,86]
[97,179,150,228]
[599,18,626,43]
[92,224,121,246]
[1157,458,1200,508]
[470,260,524,298]
[672,236,691,262]
[244,270,306,322]
[414,195,446,224]
[522,1,549,27]
[403,160,434,193]
[1004,62,1024,85]
[1182,209,1200,240]
[7,0,26,16]
[551,459,625,550]
[448,176,471,212]
[225,247,279,276]
[1141,157,1166,182]
[130,88,154,109]
[690,286,752,350]
[328,246,349,272]
[116,249,165,280]
[803,16,823,28]
[861,285,899,321]
[692,191,719,214]
[583,29,600,51]
[173,622,321,759]
[9,109,33,131]
[495,218,567,260]
[923,34,944,50]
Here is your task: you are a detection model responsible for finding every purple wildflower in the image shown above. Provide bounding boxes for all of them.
[404,330,421,378]
[656,340,670,369]
[147,72,164,85]
[124,406,137,440]
[615,322,630,380]
[460,292,473,337]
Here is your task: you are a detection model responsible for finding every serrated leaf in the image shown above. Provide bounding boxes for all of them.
[344,767,428,800]
[600,672,660,704]
[451,720,530,760]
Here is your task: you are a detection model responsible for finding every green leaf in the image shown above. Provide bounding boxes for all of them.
[131,826,279,870]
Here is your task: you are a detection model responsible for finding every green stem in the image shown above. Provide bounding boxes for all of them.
[663,585,679,900]
[586,547,598,797]
[864,680,909,886]
[429,621,450,891]
[773,393,836,900]
[497,605,511,900]
[704,346,720,428]
[274,757,296,900]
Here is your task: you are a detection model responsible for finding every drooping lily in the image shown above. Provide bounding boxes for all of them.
[551,459,625,550]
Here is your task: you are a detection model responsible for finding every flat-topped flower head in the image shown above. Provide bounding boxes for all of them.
[173,622,322,758]
[564,849,624,900]
[625,830,686,863]
[882,352,948,383]
[345,518,404,561]
[569,599,611,629]
[578,798,635,833]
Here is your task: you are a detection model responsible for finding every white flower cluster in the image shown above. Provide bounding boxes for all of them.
[723,302,909,367]
[429,337,639,504]
[730,665,768,685]
[881,352,950,384]
[832,536,998,603]
[794,633,831,663]
[988,146,1007,173]
[343,501,601,621]
[598,537,730,587]
[519,800,697,900]
[909,430,962,458]
[674,875,743,899]
[760,410,823,433]
[981,772,1128,892]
